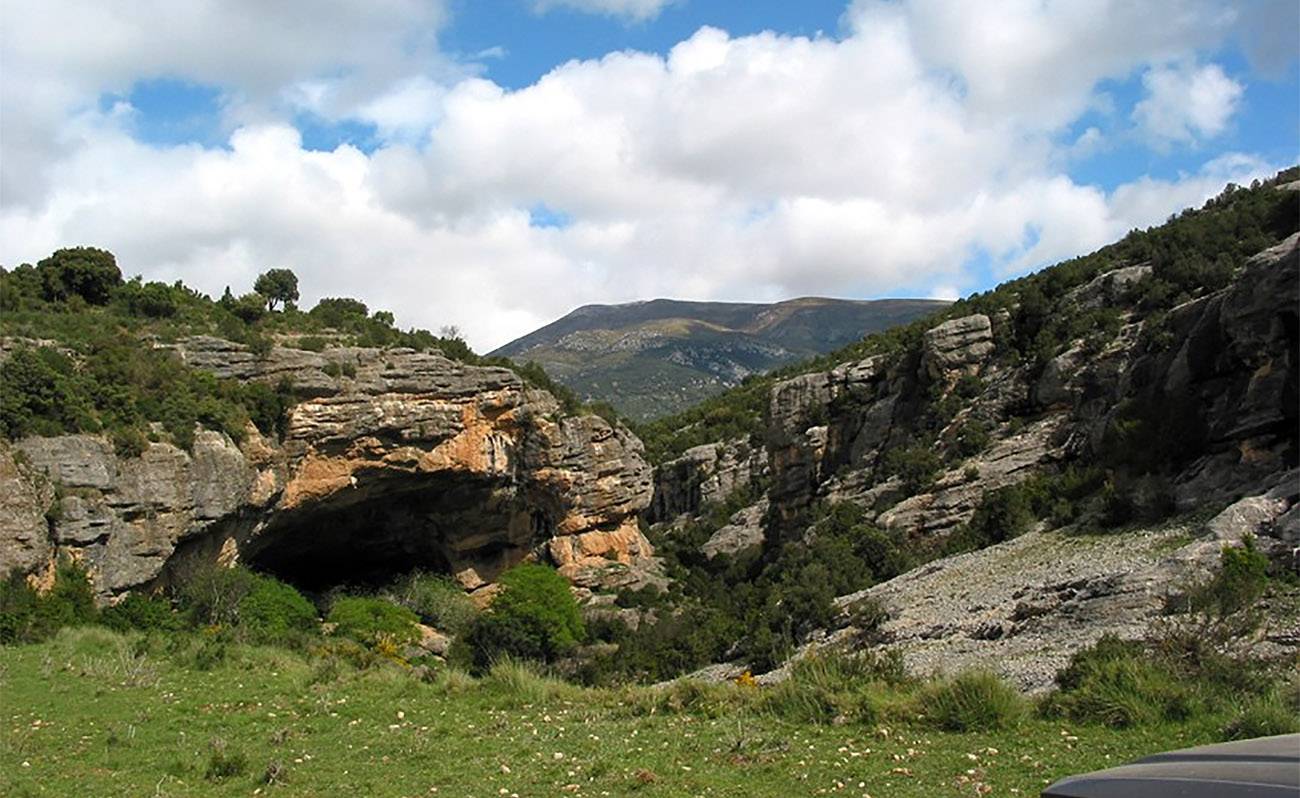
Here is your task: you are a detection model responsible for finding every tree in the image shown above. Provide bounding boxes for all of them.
[231,292,267,323]
[253,268,299,311]
[36,247,121,305]
[309,297,368,328]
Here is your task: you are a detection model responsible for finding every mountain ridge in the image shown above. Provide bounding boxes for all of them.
[493,296,950,420]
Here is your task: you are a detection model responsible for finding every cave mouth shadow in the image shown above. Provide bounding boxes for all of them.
[243,473,522,595]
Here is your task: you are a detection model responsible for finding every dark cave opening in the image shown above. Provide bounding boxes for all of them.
[242,472,528,593]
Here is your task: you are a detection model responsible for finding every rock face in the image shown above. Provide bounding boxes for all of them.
[648,439,766,523]
[920,314,994,379]
[749,233,1300,542]
[816,478,1300,692]
[0,343,657,600]
[644,227,1299,682]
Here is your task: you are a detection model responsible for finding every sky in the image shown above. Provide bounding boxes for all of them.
[1,0,1297,351]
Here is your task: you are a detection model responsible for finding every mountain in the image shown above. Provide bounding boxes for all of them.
[491,296,950,420]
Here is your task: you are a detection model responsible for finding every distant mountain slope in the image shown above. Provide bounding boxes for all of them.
[492,297,950,419]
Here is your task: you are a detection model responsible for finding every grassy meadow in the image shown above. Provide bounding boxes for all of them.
[0,627,1249,798]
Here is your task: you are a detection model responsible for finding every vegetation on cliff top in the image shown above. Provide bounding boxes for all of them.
[0,253,607,450]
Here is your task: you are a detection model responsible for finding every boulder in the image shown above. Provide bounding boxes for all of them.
[921,314,993,379]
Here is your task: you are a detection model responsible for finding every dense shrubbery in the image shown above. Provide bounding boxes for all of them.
[327,596,420,649]
[100,592,182,633]
[463,564,584,672]
[600,499,908,681]
[0,559,98,643]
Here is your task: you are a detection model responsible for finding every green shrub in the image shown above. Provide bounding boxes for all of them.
[327,596,419,648]
[176,565,256,628]
[0,561,98,644]
[917,671,1026,731]
[881,445,943,494]
[100,592,181,633]
[463,611,555,672]
[968,484,1035,545]
[955,419,991,457]
[385,571,478,635]
[39,558,98,630]
[238,575,316,642]
[0,570,41,643]
[489,563,585,654]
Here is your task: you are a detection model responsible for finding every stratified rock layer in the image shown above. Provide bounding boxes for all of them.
[0,344,657,599]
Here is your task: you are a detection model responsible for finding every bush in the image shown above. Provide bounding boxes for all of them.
[917,671,1026,731]
[177,565,256,628]
[327,596,419,648]
[462,611,555,672]
[881,445,943,494]
[40,558,98,630]
[0,570,42,643]
[0,560,97,644]
[969,484,1035,544]
[238,575,316,642]
[385,571,478,636]
[488,564,585,654]
[100,592,181,633]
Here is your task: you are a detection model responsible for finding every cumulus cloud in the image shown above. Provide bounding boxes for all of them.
[0,0,453,201]
[0,0,1290,350]
[1133,62,1245,145]
[532,0,679,22]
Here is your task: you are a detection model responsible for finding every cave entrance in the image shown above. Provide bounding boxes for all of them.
[242,472,531,593]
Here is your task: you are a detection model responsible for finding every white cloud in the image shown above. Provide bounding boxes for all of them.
[532,0,679,22]
[1133,62,1245,145]
[0,1,1290,351]
[0,0,454,202]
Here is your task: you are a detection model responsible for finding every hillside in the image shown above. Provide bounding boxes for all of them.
[632,169,1300,687]
[491,297,949,420]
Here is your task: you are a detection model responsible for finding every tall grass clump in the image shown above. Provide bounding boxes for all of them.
[759,650,909,725]
[1220,687,1300,741]
[1044,635,1196,727]
[916,671,1026,731]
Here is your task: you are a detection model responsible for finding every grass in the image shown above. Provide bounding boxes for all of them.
[0,628,1242,798]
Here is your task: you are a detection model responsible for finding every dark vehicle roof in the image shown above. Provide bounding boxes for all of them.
[1042,734,1300,798]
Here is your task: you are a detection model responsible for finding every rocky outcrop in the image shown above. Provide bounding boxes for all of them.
[700,499,768,559]
[0,343,657,600]
[648,439,766,523]
[920,314,993,380]
[810,480,1300,692]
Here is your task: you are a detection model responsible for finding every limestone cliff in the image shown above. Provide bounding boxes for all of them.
[0,340,658,600]
[648,231,1300,685]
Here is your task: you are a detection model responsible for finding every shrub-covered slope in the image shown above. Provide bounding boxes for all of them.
[621,169,1299,685]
